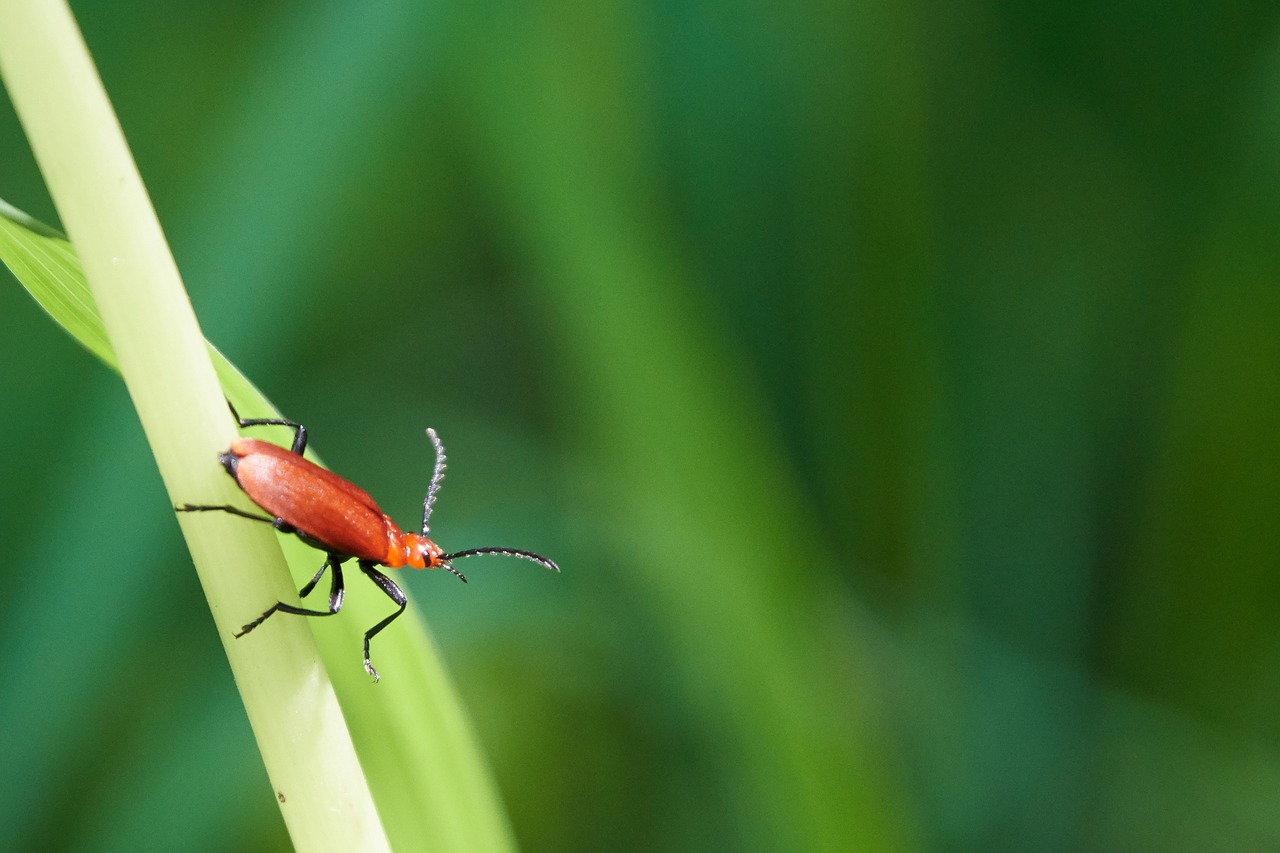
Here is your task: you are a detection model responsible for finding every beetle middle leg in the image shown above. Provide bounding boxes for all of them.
[357,562,408,682]
[235,555,347,638]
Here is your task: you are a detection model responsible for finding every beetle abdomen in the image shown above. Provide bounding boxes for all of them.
[226,438,403,562]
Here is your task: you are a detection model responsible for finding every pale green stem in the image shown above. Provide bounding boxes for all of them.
[0,2,389,849]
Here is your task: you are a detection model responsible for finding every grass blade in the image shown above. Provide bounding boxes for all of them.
[0,2,515,848]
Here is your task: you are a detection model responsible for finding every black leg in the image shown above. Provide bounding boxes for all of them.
[234,556,346,638]
[174,503,296,535]
[358,562,408,682]
[297,559,332,599]
[176,503,275,524]
[228,401,308,455]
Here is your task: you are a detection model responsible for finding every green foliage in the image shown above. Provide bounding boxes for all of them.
[0,200,116,369]
[3,0,1280,851]
[0,200,513,851]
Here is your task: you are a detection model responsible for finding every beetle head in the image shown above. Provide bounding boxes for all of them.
[403,532,468,582]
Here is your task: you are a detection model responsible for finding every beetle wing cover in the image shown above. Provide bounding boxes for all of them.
[229,438,399,562]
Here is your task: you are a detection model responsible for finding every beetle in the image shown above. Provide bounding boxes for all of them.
[177,405,559,681]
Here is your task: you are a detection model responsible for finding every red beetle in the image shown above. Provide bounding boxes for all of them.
[178,405,558,681]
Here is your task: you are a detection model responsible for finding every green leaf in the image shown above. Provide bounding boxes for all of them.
[0,197,116,369]
[0,198,515,852]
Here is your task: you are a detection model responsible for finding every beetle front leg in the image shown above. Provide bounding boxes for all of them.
[358,562,408,682]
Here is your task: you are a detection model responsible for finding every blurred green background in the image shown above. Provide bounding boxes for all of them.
[3,1,1280,850]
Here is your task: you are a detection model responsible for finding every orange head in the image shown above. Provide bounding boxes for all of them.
[401,532,449,571]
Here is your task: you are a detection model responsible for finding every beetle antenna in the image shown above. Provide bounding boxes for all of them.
[440,547,561,573]
[422,428,447,534]
[440,563,468,583]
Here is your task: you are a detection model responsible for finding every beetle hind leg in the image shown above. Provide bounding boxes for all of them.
[228,401,308,455]
[176,503,275,524]
[175,503,297,535]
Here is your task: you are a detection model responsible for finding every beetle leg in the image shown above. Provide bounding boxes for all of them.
[176,503,275,524]
[297,557,334,599]
[234,556,346,638]
[175,503,297,535]
[227,401,308,455]
[357,562,408,683]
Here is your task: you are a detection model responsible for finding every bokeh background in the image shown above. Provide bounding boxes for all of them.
[3,1,1280,850]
